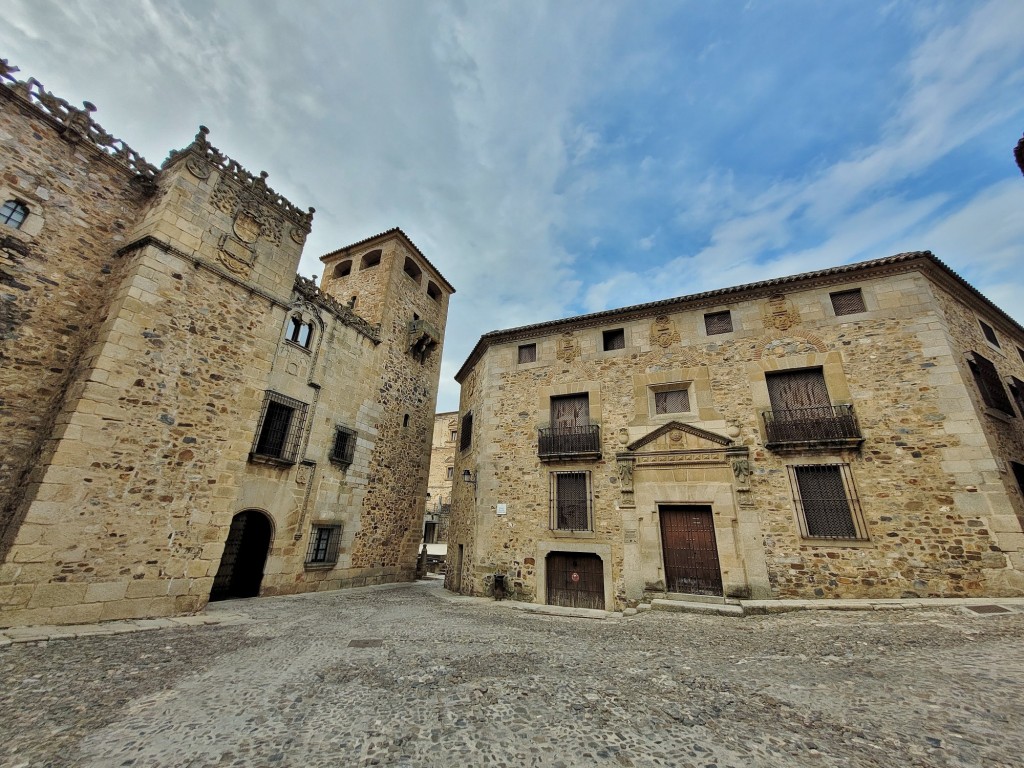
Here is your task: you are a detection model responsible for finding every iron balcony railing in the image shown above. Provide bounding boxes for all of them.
[538,424,601,460]
[763,404,862,448]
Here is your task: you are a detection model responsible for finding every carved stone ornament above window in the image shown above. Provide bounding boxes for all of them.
[556,332,580,363]
[233,211,262,244]
[185,155,212,179]
[650,315,680,348]
[762,294,800,331]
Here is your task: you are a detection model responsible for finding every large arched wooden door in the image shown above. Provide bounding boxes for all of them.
[210,510,273,601]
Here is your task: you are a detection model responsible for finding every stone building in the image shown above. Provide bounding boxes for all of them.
[0,60,452,627]
[423,410,457,551]
[446,252,1024,609]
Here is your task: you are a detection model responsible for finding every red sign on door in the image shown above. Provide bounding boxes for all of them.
[571,572,580,583]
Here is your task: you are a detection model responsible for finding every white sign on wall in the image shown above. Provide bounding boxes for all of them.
[496,503,507,516]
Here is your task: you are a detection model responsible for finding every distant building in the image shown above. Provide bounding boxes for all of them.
[422,411,457,570]
[446,253,1024,609]
[0,59,453,627]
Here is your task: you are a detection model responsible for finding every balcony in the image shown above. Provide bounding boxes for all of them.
[538,424,601,461]
[763,405,863,451]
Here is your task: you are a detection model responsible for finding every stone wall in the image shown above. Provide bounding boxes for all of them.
[448,258,1024,608]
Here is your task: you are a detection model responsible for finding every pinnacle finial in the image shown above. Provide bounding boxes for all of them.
[1015,133,1024,177]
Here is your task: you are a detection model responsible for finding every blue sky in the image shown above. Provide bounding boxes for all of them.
[3,1,1023,411]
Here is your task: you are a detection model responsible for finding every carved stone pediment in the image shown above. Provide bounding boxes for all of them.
[625,421,732,453]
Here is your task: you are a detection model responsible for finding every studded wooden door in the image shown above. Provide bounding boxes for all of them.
[546,552,605,610]
[659,505,723,596]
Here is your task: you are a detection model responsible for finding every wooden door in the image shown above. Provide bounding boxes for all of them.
[659,505,723,596]
[550,393,590,429]
[546,552,605,610]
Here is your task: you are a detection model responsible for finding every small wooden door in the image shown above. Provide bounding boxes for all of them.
[550,393,590,429]
[659,505,723,596]
[546,552,605,610]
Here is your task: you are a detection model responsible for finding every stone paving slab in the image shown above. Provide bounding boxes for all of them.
[0,612,250,644]
[1,580,1023,767]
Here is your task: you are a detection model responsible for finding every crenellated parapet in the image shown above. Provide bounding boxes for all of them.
[293,275,381,343]
[165,126,315,239]
[0,58,158,180]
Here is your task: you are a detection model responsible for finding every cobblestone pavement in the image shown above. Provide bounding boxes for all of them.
[2,581,1023,768]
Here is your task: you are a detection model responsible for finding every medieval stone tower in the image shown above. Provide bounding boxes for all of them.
[0,59,453,627]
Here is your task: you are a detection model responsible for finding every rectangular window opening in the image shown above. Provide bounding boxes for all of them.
[305,525,342,566]
[654,387,690,415]
[550,471,592,531]
[789,464,868,540]
[968,352,1014,416]
[460,412,473,451]
[602,328,626,351]
[704,310,733,335]
[979,320,1000,348]
[251,392,308,463]
[330,426,356,466]
[830,288,866,316]
[518,343,537,364]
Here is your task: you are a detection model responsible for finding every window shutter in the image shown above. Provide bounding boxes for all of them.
[766,369,830,412]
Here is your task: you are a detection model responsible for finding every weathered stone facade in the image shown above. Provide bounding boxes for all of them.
[424,411,457,544]
[0,60,452,627]
[446,253,1024,609]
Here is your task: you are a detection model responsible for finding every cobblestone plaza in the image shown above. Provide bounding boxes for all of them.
[2,580,1022,767]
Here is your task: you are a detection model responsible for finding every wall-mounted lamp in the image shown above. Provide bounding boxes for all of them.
[462,469,477,488]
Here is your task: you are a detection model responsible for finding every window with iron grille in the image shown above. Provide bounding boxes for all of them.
[789,464,868,540]
[518,343,537,364]
[967,352,1014,416]
[0,200,27,229]
[603,328,625,351]
[251,391,308,463]
[979,320,1000,348]
[287,316,313,348]
[704,310,733,335]
[329,426,356,466]
[830,288,866,316]
[460,412,473,451]
[305,524,342,567]
[550,471,592,531]
[653,386,691,415]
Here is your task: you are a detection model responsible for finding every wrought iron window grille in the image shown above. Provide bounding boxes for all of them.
[654,387,690,415]
[788,464,869,540]
[979,320,1000,348]
[329,426,356,466]
[830,288,866,316]
[550,471,593,532]
[459,412,473,451]
[704,310,733,335]
[250,391,308,464]
[305,524,342,567]
[603,328,625,351]
[518,343,537,364]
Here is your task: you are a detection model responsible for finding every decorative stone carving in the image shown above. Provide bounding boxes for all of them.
[233,212,262,244]
[290,225,308,245]
[650,315,680,348]
[762,294,800,331]
[185,155,212,179]
[217,234,255,277]
[556,332,580,363]
[617,459,634,491]
[751,330,827,360]
[732,458,751,488]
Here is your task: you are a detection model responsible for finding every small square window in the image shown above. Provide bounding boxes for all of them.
[450,430,458,442]
[446,465,454,480]
[654,387,691,415]
[979,320,1000,348]
[330,426,356,466]
[704,311,733,335]
[1,200,28,230]
[305,524,342,567]
[830,288,866,316]
[602,328,625,351]
[518,343,537,363]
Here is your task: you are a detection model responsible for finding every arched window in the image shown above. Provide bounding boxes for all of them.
[360,249,382,269]
[332,260,352,279]
[1,200,28,230]
[287,315,313,348]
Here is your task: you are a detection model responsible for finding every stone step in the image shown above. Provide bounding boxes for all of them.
[650,598,745,617]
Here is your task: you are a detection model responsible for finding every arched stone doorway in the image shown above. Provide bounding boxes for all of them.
[210,510,273,602]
